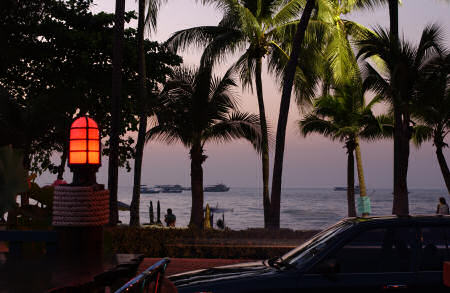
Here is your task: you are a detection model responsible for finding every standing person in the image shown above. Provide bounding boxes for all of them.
[164,208,176,227]
[436,197,450,215]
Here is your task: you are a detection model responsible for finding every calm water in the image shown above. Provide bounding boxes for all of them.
[118,187,447,230]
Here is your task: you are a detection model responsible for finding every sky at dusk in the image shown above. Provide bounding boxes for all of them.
[57,0,450,189]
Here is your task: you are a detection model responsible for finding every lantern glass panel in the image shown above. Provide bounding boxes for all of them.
[70,128,86,140]
[88,140,99,151]
[70,140,87,151]
[87,118,98,128]
[70,152,87,164]
[72,117,87,128]
[88,151,100,164]
[88,129,99,139]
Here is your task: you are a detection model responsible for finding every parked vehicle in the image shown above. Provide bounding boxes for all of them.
[169,215,450,292]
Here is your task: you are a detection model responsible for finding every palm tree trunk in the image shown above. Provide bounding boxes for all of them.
[389,0,409,216]
[57,144,67,180]
[392,106,410,215]
[354,136,367,198]
[270,0,315,229]
[346,143,356,217]
[255,57,271,228]
[21,142,31,206]
[108,0,126,225]
[388,0,399,40]
[129,0,147,227]
[190,143,206,228]
[130,115,147,226]
[435,139,450,194]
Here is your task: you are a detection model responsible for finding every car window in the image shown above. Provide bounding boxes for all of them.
[311,227,417,274]
[419,226,450,271]
[282,221,354,267]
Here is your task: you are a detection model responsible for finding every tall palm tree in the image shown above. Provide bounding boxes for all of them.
[109,0,126,225]
[299,78,388,217]
[130,0,168,226]
[412,53,450,193]
[356,0,449,214]
[145,63,262,228]
[271,0,380,228]
[357,24,445,215]
[166,0,308,228]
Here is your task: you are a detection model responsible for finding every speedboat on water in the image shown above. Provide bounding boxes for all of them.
[204,184,230,192]
[140,185,160,194]
[333,185,360,193]
[156,185,183,193]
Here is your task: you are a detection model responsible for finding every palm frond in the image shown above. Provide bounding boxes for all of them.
[199,28,245,66]
[298,114,340,141]
[231,50,256,92]
[203,111,263,153]
[361,62,390,101]
[144,0,168,33]
[165,26,232,52]
[145,124,188,146]
[411,124,433,147]
[414,23,445,69]
[271,0,305,26]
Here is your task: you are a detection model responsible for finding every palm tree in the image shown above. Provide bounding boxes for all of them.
[357,24,445,215]
[109,0,126,225]
[145,63,262,228]
[166,0,309,228]
[357,0,449,215]
[130,0,168,226]
[299,78,387,217]
[412,53,450,193]
[271,0,381,228]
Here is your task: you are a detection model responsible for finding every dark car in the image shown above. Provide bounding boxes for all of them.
[170,215,450,292]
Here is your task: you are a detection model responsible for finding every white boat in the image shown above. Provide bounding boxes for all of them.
[155,185,183,193]
[140,185,160,194]
[204,184,230,192]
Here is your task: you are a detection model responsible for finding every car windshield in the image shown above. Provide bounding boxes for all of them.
[280,220,354,267]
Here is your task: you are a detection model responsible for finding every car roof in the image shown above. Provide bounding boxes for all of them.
[342,214,450,225]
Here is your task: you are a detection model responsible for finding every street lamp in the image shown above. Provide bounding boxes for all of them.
[68,116,101,186]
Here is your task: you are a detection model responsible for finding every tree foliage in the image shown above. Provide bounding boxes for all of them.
[0,0,181,175]
[146,62,262,228]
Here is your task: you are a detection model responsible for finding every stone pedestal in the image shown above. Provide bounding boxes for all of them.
[52,185,109,262]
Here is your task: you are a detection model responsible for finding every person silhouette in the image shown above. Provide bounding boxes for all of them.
[436,197,449,215]
[164,208,176,227]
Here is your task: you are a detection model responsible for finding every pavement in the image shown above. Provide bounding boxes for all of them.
[139,258,255,276]
[0,242,7,253]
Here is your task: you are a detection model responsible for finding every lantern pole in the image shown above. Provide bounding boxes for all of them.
[53,116,109,267]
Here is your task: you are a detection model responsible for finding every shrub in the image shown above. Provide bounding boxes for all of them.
[106,227,318,259]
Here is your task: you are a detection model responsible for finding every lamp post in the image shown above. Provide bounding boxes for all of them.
[52,116,109,262]
[68,116,101,186]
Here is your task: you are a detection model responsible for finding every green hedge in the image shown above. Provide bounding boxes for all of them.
[106,227,318,259]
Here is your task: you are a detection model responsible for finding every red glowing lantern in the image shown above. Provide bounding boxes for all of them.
[68,116,101,186]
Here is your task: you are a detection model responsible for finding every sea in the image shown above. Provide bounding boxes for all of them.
[118,187,447,231]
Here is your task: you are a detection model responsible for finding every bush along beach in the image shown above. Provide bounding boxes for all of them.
[106,227,319,259]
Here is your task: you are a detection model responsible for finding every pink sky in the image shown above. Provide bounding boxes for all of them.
[84,0,450,189]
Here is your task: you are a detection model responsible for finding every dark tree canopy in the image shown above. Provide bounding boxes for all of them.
[0,0,181,174]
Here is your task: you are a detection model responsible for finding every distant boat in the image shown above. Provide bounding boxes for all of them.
[118,201,130,211]
[204,184,230,192]
[140,185,160,194]
[156,185,183,193]
[334,185,360,193]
